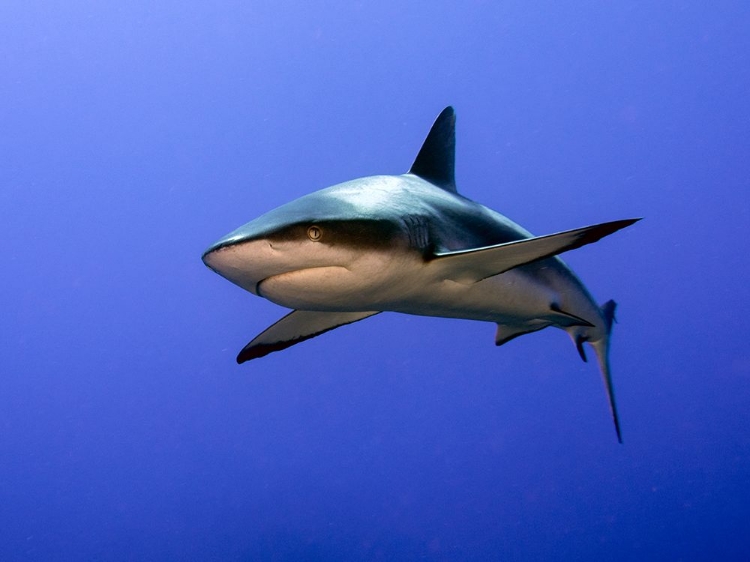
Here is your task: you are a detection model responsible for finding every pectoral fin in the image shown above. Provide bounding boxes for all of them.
[432,219,640,283]
[237,310,380,363]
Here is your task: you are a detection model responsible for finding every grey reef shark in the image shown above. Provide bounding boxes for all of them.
[202,107,639,442]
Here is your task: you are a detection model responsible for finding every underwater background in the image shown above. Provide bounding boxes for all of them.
[2,1,749,560]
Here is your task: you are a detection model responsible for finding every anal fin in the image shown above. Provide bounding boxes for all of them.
[237,310,379,364]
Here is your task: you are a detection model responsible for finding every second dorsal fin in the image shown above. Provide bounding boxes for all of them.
[408,106,457,193]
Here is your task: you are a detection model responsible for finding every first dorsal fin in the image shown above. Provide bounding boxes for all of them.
[408,106,457,193]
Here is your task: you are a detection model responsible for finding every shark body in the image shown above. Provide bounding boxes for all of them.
[203,107,638,442]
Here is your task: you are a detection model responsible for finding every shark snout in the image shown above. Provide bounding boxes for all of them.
[202,238,281,294]
[203,236,332,296]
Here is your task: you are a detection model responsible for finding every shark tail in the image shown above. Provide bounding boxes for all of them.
[590,299,623,444]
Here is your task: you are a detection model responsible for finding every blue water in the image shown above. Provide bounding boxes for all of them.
[2,2,749,560]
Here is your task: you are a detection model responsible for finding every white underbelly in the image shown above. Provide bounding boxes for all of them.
[258,261,560,325]
[388,270,558,323]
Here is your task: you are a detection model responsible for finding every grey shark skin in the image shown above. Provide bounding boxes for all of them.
[203,107,639,442]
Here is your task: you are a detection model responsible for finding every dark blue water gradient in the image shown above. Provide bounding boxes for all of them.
[1,1,749,560]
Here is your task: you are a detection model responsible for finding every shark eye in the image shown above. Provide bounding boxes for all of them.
[307,225,322,241]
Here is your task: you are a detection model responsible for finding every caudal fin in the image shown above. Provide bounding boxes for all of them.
[591,300,623,443]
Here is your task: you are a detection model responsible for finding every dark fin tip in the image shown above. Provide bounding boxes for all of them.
[576,218,641,249]
[615,416,623,444]
[237,333,320,364]
[409,106,457,193]
[237,341,289,363]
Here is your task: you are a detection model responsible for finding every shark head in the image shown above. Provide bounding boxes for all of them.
[202,176,422,309]
[202,106,462,302]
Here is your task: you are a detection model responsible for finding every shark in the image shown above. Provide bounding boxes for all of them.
[202,107,639,442]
